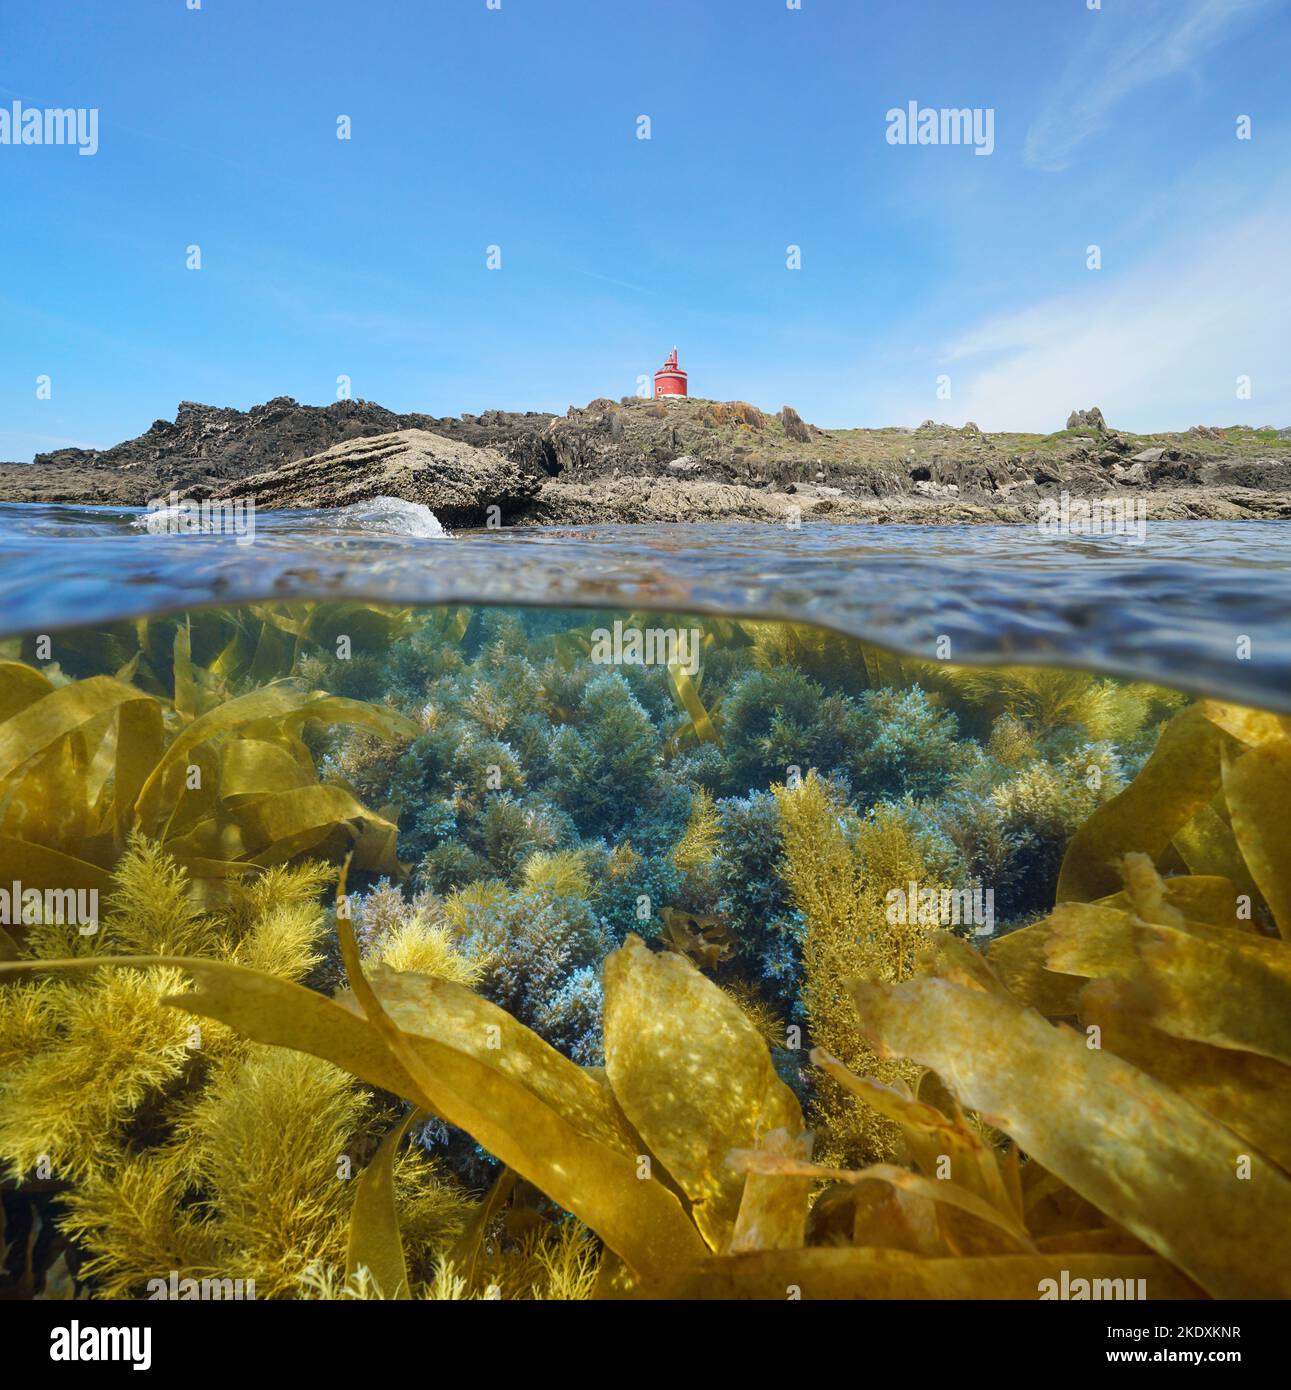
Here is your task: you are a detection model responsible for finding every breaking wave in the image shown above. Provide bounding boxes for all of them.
[317,496,446,538]
[127,494,445,540]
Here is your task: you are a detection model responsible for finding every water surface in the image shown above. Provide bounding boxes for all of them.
[0,502,1287,711]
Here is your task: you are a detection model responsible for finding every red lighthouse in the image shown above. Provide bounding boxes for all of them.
[653,346,688,399]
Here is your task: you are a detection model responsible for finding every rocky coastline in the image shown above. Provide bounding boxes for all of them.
[2,394,1289,525]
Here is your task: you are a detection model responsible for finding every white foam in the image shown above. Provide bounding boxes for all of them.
[329,496,447,538]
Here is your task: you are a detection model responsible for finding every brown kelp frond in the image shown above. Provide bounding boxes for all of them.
[27,604,425,707]
[701,851,1287,1297]
[602,936,802,1251]
[1,924,774,1286]
[8,684,1291,1299]
[0,657,416,920]
[1057,697,1289,932]
[4,877,1276,1298]
[853,915,1291,1298]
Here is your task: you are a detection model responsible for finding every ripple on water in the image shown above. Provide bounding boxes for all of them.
[1,505,1289,712]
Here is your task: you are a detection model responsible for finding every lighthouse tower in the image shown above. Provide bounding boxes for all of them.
[653,347,688,399]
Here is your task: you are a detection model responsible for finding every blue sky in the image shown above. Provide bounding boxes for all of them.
[1,0,1288,460]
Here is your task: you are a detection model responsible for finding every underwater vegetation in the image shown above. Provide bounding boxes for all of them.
[1,601,1287,1299]
[0,608,419,915]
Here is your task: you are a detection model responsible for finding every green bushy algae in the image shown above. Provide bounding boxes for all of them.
[10,603,1281,1300]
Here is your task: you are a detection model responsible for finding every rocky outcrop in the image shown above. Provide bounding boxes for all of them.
[521,478,1291,524]
[1066,406,1108,432]
[780,406,812,443]
[2,391,1289,522]
[0,397,558,506]
[33,397,439,489]
[214,430,539,526]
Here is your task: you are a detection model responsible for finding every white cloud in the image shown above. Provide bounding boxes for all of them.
[933,200,1291,433]
[1024,0,1274,172]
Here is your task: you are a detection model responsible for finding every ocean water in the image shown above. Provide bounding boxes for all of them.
[0,501,1289,709]
[1,500,1288,1301]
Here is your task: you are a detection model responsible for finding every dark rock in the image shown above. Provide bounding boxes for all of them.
[1145,456,1201,485]
[15,397,559,504]
[1066,406,1108,432]
[5,390,1291,523]
[780,406,812,443]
